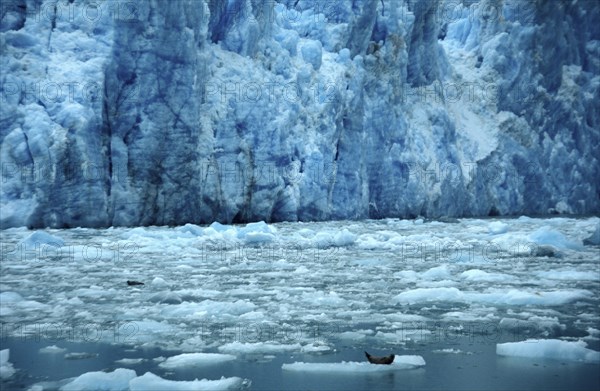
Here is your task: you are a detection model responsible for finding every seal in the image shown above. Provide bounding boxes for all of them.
[365,351,395,365]
[127,280,144,286]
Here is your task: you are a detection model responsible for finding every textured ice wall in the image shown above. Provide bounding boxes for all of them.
[1,0,599,228]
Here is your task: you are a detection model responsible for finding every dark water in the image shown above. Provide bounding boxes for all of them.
[1,336,599,390]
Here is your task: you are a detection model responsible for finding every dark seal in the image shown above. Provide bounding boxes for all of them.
[365,351,395,365]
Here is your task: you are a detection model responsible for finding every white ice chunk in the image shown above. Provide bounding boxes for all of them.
[488,221,509,234]
[394,287,464,303]
[39,345,67,354]
[300,344,333,353]
[481,289,589,305]
[60,368,136,391]
[242,231,276,243]
[21,231,65,247]
[114,358,145,365]
[237,221,277,243]
[202,223,238,240]
[160,299,256,318]
[158,353,236,369]
[313,229,357,247]
[128,372,246,391]
[528,226,583,250]
[394,287,591,305]
[583,221,600,245]
[282,356,425,372]
[151,277,169,288]
[496,339,600,363]
[422,264,451,280]
[499,316,565,334]
[176,224,205,236]
[333,229,357,246]
[460,269,511,282]
[208,222,233,232]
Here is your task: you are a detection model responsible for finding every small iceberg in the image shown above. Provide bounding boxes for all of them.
[129,372,248,391]
[60,368,136,391]
[496,339,600,363]
[20,230,65,247]
[583,222,600,245]
[158,353,236,369]
[528,226,583,250]
[282,355,425,373]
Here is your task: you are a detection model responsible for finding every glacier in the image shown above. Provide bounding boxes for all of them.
[1,0,599,228]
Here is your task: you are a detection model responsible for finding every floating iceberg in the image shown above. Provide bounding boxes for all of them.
[129,372,248,391]
[20,231,65,247]
[39,345,67,354]
[393,287,591,305]
[496,339,600,363]
[528,226,584,250]
[60,368,136,391]
[158,353,236,369]
[282,356,426,373]
[59,369,248,391]
[583,222,600,245]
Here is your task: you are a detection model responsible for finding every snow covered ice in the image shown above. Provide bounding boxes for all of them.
[282,355,426,372]
[496,339,600,363]
[1,0,600,390]
[59,368,247,391]
[157,353,237,369]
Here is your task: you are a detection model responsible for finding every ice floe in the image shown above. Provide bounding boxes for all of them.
[460,269,512,282]
[39,345,67,354]
[58,369,248,391]
[20,231,65,247]
[129,372,248,391]
[282,355,426,372]
[114,358,145,365]
[488,221,509,235]
[528,226,584,250]
[158,353,236,369]
[60,368,136,391]
[394,287,591,305]
[583,222,600,245]
[496,339,600,363]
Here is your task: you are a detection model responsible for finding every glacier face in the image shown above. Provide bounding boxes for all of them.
[1,0,599,228]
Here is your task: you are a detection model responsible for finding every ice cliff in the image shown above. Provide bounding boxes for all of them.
[1,0,599,228]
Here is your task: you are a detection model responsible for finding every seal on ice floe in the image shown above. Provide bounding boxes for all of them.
[127,280,144,286]
[365,351,395,364]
